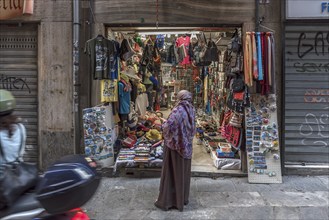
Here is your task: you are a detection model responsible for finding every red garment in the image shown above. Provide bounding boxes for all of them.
[176,36,191,65]
[261,33,270,95]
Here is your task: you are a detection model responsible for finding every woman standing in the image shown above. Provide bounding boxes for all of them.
[154,90,196,211]
[0,89,26,164]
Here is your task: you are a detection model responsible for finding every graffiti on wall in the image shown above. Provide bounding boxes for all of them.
[297,31,329,59]
[287,29,329,148]
[299,106,329,147]
[293,31,329,73]
[304,89,329,103]
[0,74,31,93]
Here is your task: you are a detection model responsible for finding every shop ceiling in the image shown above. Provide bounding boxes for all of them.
[107,26,241,47]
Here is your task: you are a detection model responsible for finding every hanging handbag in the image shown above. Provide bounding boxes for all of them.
[220,110,232,137]
[233,91,245,101]
[227,90,244,114]
[229,112,243,128]
[229,126,243,150]
[204,35,219,62]
[192,33,212,67]
[227,29,242,53]
[232,77,245,92]
[198,32,208,59]
[0,124,38,209]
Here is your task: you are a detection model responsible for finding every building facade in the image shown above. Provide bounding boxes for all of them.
[5,1,327,175]
[0,0,75,170]
[283,0,329,174]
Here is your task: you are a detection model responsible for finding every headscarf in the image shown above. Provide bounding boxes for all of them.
[162,90,195,159]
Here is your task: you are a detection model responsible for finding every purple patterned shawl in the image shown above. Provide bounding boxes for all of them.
[162,90,196,159]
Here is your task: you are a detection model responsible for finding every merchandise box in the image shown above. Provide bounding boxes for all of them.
[211,150,241,170]
[216,148,235,158]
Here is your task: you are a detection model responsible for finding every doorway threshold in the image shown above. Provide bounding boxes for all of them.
[192,164,247,178]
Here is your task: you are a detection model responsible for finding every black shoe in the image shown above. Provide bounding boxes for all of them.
[154,201,168,211]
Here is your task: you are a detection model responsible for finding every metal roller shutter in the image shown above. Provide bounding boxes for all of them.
[0,23,38,163]
[284,24,329,165]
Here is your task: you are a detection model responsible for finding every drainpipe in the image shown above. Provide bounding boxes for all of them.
[73,0,81,153]
[255,0,260,31]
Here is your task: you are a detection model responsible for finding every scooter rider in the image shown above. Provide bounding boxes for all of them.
[0,89,27,164]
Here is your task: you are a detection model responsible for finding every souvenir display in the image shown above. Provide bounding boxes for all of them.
[83,106,115,166]
[245,94,282,183]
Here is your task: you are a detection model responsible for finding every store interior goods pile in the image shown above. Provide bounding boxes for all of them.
[83,28,279,174]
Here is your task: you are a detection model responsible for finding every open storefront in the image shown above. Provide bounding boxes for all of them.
[82,25,283,183]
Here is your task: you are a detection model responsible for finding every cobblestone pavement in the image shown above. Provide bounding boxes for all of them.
[83,175,329,220]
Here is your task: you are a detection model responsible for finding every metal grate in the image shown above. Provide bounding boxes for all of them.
[0,24,38,163]
[283,24,329,165]
[0,36,37,49]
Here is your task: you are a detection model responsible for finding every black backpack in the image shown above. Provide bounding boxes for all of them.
[204,39,219,62]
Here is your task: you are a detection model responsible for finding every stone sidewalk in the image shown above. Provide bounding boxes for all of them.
[83,175,329,220]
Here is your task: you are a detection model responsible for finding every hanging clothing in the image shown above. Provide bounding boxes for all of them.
[84,36,117,80]
[166,44,178,65]
[110,41,120,79]
[142,70,154,110]
[203,72,208,107]
[244,32,253,87]
[100,79,118,102]
[267,33,272,87]
[156,35,165,49]
[118,80,131,114]
[130,80,138,104]
[176,36,191,65]
[143,71,153,85]
[270,33,276,93]
[135,83,148,116]
[256,32,263,81]
[251,32,258,80]
[260,32,266,95]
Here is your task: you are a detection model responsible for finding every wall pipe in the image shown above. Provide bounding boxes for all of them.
[255,0,260,31]
[73,0,81,153]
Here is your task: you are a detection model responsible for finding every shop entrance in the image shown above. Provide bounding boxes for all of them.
[83,24,282,181]
[103,26,247,176]
[83,23,282,182]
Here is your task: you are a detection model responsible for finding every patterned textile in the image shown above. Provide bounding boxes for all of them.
[256,32,264,81]
[244,32,253,87]
[251,32,258,80]
[162,90,196,159]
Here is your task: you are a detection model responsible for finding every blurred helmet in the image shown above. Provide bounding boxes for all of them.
[0,89,16,116]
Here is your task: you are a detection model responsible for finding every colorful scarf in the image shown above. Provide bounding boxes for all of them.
[162,90,196,159]
[244,32,253,87]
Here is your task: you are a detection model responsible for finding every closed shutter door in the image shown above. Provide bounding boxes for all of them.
[0,24,38,163]
[284,24,329,165]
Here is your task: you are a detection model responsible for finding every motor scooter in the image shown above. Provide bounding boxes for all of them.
[0,193,90,220]
[0,155,101,220]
